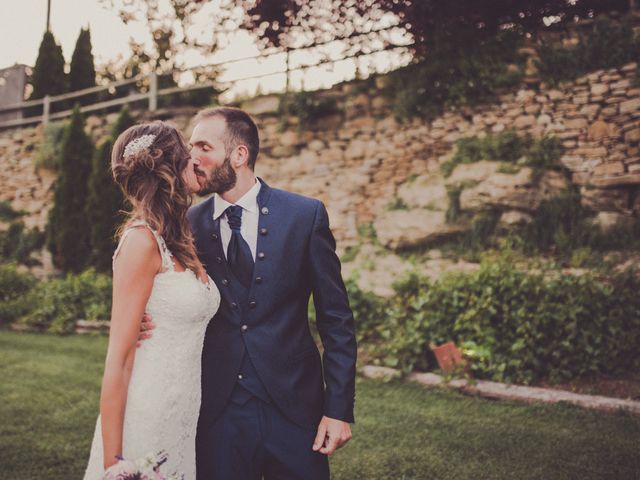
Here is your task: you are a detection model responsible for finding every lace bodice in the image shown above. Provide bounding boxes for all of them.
[83,220,220,479]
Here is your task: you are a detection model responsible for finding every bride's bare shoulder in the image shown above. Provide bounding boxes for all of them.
[113,226,162,273]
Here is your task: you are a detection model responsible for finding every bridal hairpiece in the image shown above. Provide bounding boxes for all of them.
[124,134,156,158]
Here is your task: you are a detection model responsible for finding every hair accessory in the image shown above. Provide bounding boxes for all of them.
[123,134,156,158]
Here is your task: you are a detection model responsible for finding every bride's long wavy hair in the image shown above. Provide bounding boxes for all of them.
[111,121,200,273]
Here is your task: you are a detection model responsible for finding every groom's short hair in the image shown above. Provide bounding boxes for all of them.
[195,107,260,169]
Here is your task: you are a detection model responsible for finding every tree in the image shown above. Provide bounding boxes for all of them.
[243,0,632,59]
[69,28,96,102]
[30,31,67,101]
[46,105,94,272]
[97,0,232,76]
[85,107,135,272]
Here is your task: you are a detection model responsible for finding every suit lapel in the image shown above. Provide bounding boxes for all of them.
[196,197,235,305]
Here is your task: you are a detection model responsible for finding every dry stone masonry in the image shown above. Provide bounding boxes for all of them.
[0,61,638,283]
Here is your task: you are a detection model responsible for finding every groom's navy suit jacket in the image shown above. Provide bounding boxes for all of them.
[187,179,357,429]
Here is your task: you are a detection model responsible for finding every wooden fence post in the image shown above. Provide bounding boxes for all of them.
[149,72,158,111]
[42,95,50,125]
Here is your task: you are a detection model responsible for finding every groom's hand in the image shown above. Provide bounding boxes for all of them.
[136,313,155,347]
[312,416,352,455]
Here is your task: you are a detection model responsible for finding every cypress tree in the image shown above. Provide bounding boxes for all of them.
[31,31,67,101]
[69,28,96,103]
[86,107,135,271]
[46,105,94,272]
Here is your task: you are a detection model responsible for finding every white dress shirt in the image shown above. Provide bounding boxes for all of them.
[212,179,261,261]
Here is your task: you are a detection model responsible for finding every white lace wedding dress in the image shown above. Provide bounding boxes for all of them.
[83,220,220,480]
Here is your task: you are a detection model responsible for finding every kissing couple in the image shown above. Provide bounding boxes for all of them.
[83,107,357,479]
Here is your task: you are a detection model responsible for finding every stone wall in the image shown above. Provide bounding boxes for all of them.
[1,60,639,282]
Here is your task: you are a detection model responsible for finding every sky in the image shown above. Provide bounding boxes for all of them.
[0,0,413,99]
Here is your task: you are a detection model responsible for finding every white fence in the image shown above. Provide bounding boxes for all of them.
[0,24,413,130]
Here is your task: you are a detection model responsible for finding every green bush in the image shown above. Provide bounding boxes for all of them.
[385,30,524,121]
[537,15,640,86]
[279,90,340,129]
[0,201,25,221]
[441,131,563,178]
[34,121,67,171]
[366,262,640,384]
[0,222,45,266]
[19,268,112,334]
[0,263,35,325]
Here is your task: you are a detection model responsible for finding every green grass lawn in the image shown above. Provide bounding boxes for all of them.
[1,331,639,480]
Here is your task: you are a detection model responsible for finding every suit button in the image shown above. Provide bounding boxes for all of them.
[231,302,238,309]
[259,228,268,235]
[216,256,222,264]
[212,233,218,240]
[221,279,228,286]
[249,301,257,309]
[257,252,265,260]
[238,374,243,379]
[241,324,248,331]
[261,207,269,215]
[255,276,263,284]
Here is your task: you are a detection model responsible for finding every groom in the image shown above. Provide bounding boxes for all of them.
[159,106,356,479]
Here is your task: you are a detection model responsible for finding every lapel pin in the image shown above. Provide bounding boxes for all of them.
[261,207,269,215]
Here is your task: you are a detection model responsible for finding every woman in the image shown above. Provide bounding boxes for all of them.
[83,121,220,479]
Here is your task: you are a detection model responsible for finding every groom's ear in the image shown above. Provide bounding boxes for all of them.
[233,144,250,168]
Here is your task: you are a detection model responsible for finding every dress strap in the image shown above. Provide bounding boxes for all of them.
[112,219,175,272]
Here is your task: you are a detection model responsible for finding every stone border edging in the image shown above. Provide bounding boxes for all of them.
[361,365,640,415]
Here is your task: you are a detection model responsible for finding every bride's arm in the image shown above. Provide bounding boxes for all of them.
[100,228,161,469]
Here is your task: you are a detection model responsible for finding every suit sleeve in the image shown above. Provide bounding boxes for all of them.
[309,201,357,423]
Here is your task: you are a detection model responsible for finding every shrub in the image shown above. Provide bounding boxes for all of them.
[0,263,35,325]
[279,90,340,129]
[537,15,640,86]
[367,262,640,384]
[19,268,112,334]
[0,222,45,266]
[34,121,67,171]
[385,29,524,121]
[441,131,562,178]
[0,201,25,221]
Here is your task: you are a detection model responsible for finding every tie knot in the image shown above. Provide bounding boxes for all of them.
[225,205,242,232]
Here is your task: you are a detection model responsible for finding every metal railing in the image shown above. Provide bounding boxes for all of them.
[0,24,413,130]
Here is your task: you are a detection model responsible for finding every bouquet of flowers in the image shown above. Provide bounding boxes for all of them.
[102,451,183,480]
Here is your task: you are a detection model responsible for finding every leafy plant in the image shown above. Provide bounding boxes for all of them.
[364,262,640,384]
[279,90,340,130]
[441,131,562,178]
[0,263,35,325]
[18,268,112,334]
[0,222,45,266]
[0,201,25,221]
[34,121,67,171]
[384,29,525,121]
[537,15,640,86]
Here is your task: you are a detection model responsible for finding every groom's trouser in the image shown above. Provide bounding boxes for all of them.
[196,390,329,480]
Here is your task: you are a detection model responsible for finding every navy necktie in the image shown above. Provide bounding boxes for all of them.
[225,205,254,288]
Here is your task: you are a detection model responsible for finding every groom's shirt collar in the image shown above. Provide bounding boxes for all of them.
[213,178,261,220]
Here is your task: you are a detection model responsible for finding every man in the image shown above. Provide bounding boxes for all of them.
[144,106,357,479]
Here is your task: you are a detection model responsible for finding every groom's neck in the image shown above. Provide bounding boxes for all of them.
[220,172,258,204]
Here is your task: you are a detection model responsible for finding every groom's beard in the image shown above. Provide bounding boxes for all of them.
[196,155,236,196]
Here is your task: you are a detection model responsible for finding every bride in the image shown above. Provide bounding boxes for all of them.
[83,121,220,479]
